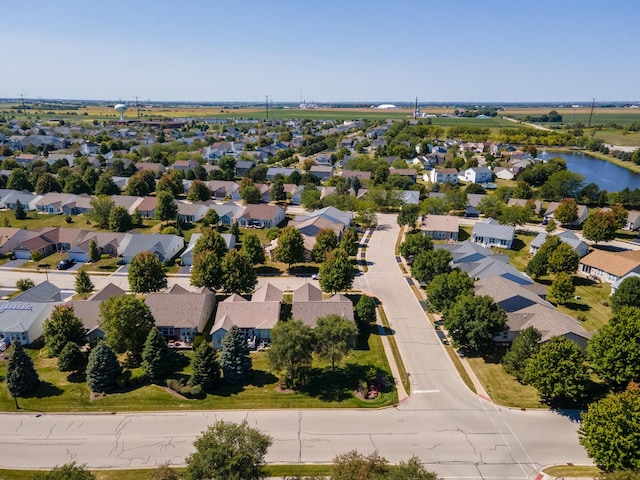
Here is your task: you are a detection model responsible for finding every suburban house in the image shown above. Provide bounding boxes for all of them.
[475,276,591,349]
[427,168,458,184]
[612,272,640,294]
[210,283,282,348]
[493,166,521,181]
[12,281,63,303]
[291,283,354,327]
[111,195,144,214]
[209,201,246,225]
[235,160,255,176]
[466,193,488,218]
[389,168,417,182]
[238,204,285,228]
[459,167,492,184]
[507,198,542,215]
[530,230,589,258]
[181,233,236,266]
[0,190,40,210]
[624,211,640,231]
[471,218,515,249]
[136,196,159,219]
[145,285,216,343]
[283,184,305,205]
[71,283,127,341]
[206,180,241,200]
[294,206,353,228]
[400,190,420,205]
[171,159,200,172]
[266,167,300,180]
[176,201,208,224]
[310,165,334,180]
[79,141,99,156]
[579,248,640,284]
[339,170,372,181]
[66,231,126,262]
[120,233,184,264]
[544,201,589,226]
[420,214,459,241]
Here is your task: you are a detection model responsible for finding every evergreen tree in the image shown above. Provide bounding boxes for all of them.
[230,221,240,238]
[58,341,87,373]
[86,342,122,393]
[502,326,541,382]
[6,339,40,408]
[219,326,252,384]
[141,327,172,383]
[14,199,26,220]
[190,341,220,391]
[88,238,100,263]
[74,270,94,296]
[43,304,87,357]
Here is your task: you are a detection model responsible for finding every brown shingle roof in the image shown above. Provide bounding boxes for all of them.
[580,249,640,277]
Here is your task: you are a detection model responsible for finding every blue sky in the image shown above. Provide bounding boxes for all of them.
[3,0,639,103]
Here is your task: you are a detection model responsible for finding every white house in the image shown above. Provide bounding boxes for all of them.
[427,168,458,184]
[624,211,640,231]
[459,167,492,184]
[471,218,515,249]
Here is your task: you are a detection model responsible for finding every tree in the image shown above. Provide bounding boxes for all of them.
[355,295,376,325]
[126,170,156,196]
[387,455,439,480]
[444,295,506,352]
[155,190,178,224]
[611,204,628,230]
[156,171,184,196]
[539,171,584,200]
[32,462,96,480]
[14,198,26,219]
[588,307,640,386]
[314,314,358,370]
[553,198,578,225]
[271,175,286,202]
[89,195,115,229]
[187,179,211,202]
[146,464,181,480]
[582,210,617,244]
[16,278,34,291]
[274,226,305,270]
[550,272,575,304]
[339,227,359,256]
[426,270,475,312]
[7,168,32,191]
[512,181,533,199]
[411,249,452,284]
[202,208,219,228]
[128,251,168,293]
[399,233,433,259]
[74,269,94,296]
[95,174,120,196]
[30,250,42,263]
[43,304,87,357]
[268,319,316,389]
[319,248,355,294]
[331,450,388,480]
[108,205,133,232]
[311,228,338,263]
[190,250,223,290]
[58,341,87,374]
[579,385,640,472]
[612,276,640,312]
[477,196,505,219]
[548,243,579,274]
[100,295,155,359]
[397,204,419,229]
[301,185,322,210]
[499,205,531,226]
[220,325,252,384]
[190,341,220,391]
[185,420,272,480]
[86,341,122,393]
[502,326,541,382]
[6,338,40,408]
[193,227,228,258]
[240,183,261,204]
[221,250,257,294]
[88,238,100,263]
[242,233,265,265]
[35,172,62,194]
[524,336,589,402]
[141,327,172,383]
[131,208,143,227]
[526,235,561,279]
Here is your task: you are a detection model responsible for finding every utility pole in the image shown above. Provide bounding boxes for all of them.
[19,94,26,115]
[134,96,140,120]
[588,98,596,128]
[265,95,269,120]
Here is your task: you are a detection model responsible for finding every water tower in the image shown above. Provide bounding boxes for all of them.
[114,104,128,121]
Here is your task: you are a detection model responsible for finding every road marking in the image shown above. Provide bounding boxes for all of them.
[413,389,440,394]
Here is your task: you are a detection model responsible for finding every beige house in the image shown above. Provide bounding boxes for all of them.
[291,283,354,328]
[579,249,640,284]
[420,214,459,241]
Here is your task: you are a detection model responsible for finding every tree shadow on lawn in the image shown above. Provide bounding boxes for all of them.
[212,369,279,397]
[27,381,64,399]
[66,371,86,383]
[305,363,395,402]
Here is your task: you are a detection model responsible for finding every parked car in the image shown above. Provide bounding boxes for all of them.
[56,258,74,270]
[311,273,319,280]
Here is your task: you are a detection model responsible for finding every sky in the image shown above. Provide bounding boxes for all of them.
[2,0,639,103]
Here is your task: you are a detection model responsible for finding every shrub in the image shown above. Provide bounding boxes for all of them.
[116,258,124,265]
[116,371,132,388]
[129,370,147,386]
[100,254,111,260]
[65,215,73,224]
[16,278,35,291]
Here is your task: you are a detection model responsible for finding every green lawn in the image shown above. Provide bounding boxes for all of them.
[503,230,538,272]
[543,465,601,478]
[0,322,396,412]
[466,353,545,409]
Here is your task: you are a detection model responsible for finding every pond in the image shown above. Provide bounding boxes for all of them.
[539,150,640,192]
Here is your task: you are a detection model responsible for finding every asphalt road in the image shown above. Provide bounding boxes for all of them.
[0,214,591,477]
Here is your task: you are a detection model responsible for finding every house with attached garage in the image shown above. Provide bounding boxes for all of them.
[66,231,127,262]
[210,283,282,349]
[291,283,354,328]
[0,190,40,210]
[238,204,285,228]
[176,201,208,224]
[145,284,216,343]
[119,233,184,264]
[426,168,458,184]
[181,233,236,266]
[544,201,589,226]
[579,248,640,285]
[471,218,515,249]
[206,180,241,200]
[420,214,459,241]
[624,211,640,231]
[459,166,492,184]
[135,196,158,219]
[208,201,245,225]
[310,165,334,181]
[71,283,126,341]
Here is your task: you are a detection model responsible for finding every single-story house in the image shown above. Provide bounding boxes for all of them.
[266,167,300,180]
[208,202,246,226]
[0,300,59,346]
[309,165,334,181]
[136,196,158,219]
[579,248,640,284]
[530,230,589,258]
[120,233,184,264]
[421,214,459,241]
[544,201,589,226]
[612,271,640,294]
[624,211,640,231]
[293,206,353,228]
[176,201,208,224]
[238,204,285,228]
[507,198,542,215]
[145,284,216,343]
[283,184,305,205]
[111,195,144,214]
[181,233,236,266]
[471,218,515,249]
[400,190,420,205]
[206,181,241,200]
[210,283,282,348]
[291,283,354,328]
[389,168,417,183]
[71,283,127,341]
[339,170,372,181]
